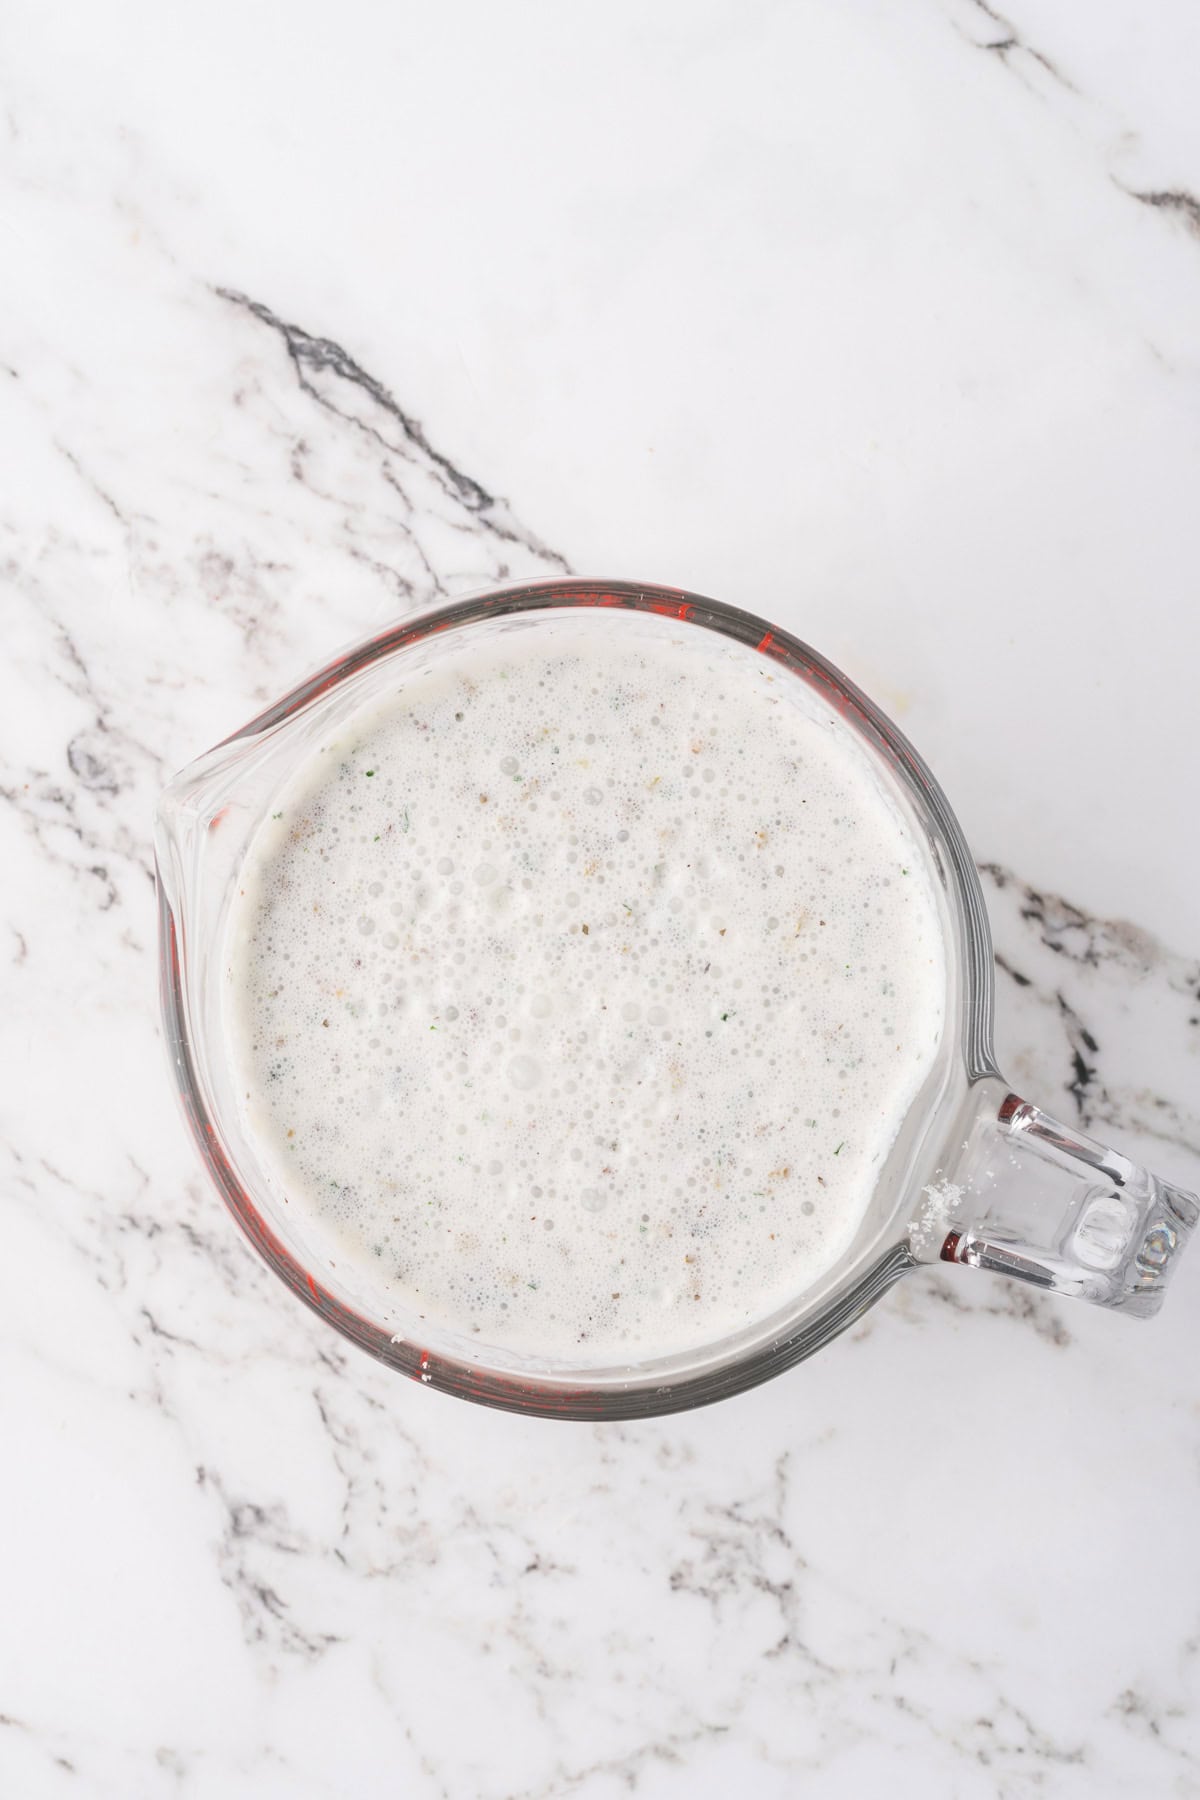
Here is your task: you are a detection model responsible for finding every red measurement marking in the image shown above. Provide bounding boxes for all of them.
[940,1230,963,1263]
[755,631,794,667]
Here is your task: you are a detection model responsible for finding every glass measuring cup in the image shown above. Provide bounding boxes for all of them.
[155,580,1197,1418]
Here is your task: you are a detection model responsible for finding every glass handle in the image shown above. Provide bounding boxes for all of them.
[913,1077,1199,1317]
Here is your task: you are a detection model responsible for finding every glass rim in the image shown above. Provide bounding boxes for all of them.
[157,577,996,1419]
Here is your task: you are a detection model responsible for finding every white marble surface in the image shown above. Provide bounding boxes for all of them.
[3,3,1200,1794]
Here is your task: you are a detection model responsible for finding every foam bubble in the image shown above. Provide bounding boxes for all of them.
[508,1055,542,1092]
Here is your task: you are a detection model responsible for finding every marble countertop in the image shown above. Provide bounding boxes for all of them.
[4,3,1199,1794]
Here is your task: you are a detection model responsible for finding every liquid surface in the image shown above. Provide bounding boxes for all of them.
[226,613,946,1362]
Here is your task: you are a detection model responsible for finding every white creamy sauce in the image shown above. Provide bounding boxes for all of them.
[225,613,946,1360]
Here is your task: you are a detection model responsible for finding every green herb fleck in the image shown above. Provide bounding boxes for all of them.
[834,1141,844,1156]
[365,769,375,778]
[271,811,283,820]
